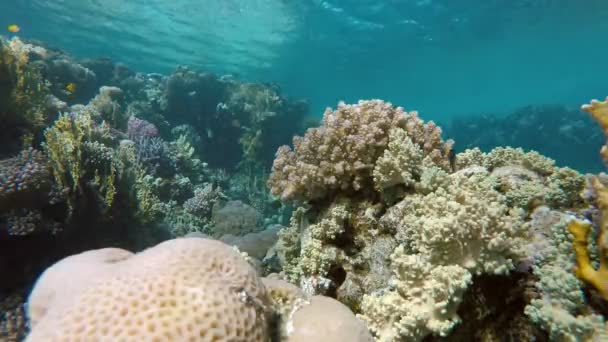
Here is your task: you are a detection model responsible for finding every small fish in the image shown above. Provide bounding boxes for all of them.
[7,24,20,33]
[65,82,76,94]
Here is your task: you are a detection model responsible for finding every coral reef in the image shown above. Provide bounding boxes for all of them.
[268,100,543,341]
[25,237,372,342]
[43,110,117,210]
[4,36,608,342]
[161,66,306,170]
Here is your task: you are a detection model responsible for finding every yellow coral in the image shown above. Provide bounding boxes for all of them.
[582,97,608,163]
[43,113,90,192]
[43,112,118,210]
[573,97,608,300]
[568,216,608,300]
[0,38,48,139]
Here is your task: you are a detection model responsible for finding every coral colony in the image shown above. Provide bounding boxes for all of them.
[0,36,607,341]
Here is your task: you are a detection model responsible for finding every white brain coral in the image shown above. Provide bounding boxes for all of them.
[25,238,270,341]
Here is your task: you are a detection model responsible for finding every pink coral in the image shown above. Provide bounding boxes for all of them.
[126,115,158,140]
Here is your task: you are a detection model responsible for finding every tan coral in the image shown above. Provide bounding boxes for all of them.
[267,100,453,202]
[287,296,373,342]
[25,238,271,341]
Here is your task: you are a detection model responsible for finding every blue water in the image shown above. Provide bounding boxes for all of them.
[2,0,608,121]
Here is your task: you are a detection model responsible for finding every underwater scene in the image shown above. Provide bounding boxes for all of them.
[1,0,608,341]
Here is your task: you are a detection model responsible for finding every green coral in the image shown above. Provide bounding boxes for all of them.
[545,167,586,208]
[170,134,207,180]
[44,113,91,192]
[0,38,50,149]
[455,147,585,210]
[114,139,163,223]
[483,147,556,176]
[277,207,307,282]
[43,112,118,210]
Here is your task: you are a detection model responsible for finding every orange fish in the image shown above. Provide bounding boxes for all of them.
[7,24,20,33]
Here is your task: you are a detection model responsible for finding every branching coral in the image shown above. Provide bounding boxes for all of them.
[575,97,608,301]
[268,100,453,202]
[372,127,424,191]
[113,139,163,223]
[569,217,608,300]
[43,111,117,209]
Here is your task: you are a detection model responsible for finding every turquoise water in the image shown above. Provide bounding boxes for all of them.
[2,0,608,120]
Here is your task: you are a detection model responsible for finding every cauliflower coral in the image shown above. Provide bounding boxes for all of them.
[359,168,528,341]
[267,100,453,202]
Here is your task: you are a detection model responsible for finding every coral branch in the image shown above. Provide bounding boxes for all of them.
[568,217,608,299]
[582,96,608,163]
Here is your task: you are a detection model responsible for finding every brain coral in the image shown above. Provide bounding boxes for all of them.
[267,100,453,202]
[26,238,270,341]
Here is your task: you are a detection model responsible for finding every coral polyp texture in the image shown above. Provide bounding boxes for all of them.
[26,238,271,341]
[0,148,50,205]
[267,99,454,202]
